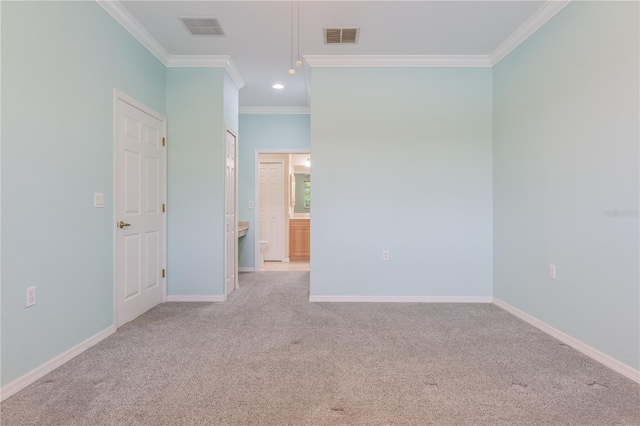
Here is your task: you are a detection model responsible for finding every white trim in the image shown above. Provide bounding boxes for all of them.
[304,55,492,68]
[162,112,168,303]
[166,295,227,302]
[96,0,170,65]
[254,149,311,270]
[489,0,572,65]
[493,298,640,385]
[238,267,255,272]
[166,56,246,89]
[309,295,493,303]
[240,106,310,115]
[0,325,116,402]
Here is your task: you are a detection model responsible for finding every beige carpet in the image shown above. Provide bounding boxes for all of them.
[2,271,639,425]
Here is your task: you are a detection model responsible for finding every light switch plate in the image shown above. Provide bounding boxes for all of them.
[94,193,104,208]
[248,201,255,209]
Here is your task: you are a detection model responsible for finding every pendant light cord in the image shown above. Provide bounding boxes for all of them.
[297,0,300,64]
[290,0,294,70]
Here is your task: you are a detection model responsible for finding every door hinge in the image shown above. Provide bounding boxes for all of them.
[162,203,165,213]
[162,269,165,278]
[162,137,166,147]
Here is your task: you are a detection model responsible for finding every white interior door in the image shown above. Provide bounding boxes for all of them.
[225,130,237,296]
[259,161,284,261]
[115,97,165,327]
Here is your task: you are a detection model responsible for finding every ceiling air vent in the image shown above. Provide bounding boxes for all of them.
[324,28,359,44]
[180,17,225,36]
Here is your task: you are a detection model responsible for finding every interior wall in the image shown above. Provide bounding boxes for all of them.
[493,1,640,370]
[1,1,166,386]
[310,67,493,297]
[223,72,239,134]
[166,67,227,296]
[237,114,310,269]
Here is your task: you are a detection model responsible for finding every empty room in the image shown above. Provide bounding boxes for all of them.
[1,0,639,424]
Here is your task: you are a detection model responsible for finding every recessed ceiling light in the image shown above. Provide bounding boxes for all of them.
[272,84,284,89]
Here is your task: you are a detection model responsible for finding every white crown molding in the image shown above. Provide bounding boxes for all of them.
[95,0,170,65]
[309,295,493,303]
[0,325,117,402]
[166,56,246,89]
[304,55,492,68]
[490,0,573,66]
[493,298,640,385]
[166,295,227,302]
[240,106,310,115]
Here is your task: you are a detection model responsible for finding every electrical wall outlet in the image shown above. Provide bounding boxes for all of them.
[382,250,390,261]
[549,264,557,280]
[26,286,36,307]
[248,201,255,209]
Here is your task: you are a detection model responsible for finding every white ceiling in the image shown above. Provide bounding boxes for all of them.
[291,153,310,167]
[117,1,547,107]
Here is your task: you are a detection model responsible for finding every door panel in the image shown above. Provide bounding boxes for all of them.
[146,231,159,289]
[145,157,159,213]
[259,166,268,243]
[259,161,284,261]
[124,234,141,299]
[225,130,237,296]
[116,98,164,327]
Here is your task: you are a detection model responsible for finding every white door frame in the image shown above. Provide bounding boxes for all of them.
[254,149,310,270]
[112,89,167,326]
[225,127,239,293]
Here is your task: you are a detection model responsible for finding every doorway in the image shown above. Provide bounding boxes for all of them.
[255,150,310,272]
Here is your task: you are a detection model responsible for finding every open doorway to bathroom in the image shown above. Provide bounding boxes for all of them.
[255,150,310,272]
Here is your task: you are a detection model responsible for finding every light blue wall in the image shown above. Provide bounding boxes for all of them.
[166,68,228,296]
[1,1,166,386]
[310,68,493,297]
[237,114,310,268]
[493,1,639,370]
[224,73,239,134]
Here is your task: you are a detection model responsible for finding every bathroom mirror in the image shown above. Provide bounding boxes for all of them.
[294,173,310,213]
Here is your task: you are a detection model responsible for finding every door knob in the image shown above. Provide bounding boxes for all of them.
[118,221,131,229]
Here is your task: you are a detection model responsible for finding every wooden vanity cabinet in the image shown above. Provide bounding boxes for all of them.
[289,219,310,261]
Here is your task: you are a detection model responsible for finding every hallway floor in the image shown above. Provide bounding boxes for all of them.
[261,260,310,272]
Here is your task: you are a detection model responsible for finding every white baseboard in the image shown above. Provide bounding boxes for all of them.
[0,324,117,402]
[238,267,255,272]
[165,295,226,302]
[309,295,493,303]
[493,297,640,385]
